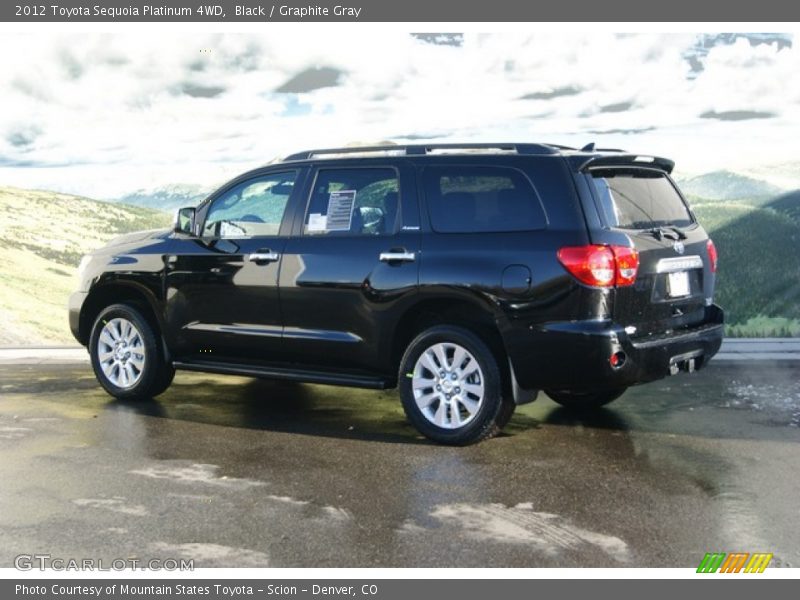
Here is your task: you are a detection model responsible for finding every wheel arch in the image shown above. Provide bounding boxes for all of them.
[388,293,511,390]
[78,282,164,351]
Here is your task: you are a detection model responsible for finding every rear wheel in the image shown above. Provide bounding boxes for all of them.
[398,325,513,445]
[496,398,517,429]
[544,388,627,411]
[89,303,174,401]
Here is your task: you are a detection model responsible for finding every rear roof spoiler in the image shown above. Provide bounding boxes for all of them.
[571,154,675,174]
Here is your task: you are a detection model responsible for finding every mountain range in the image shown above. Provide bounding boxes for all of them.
[115,183,211,213]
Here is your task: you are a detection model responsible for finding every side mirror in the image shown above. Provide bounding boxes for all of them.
[173,207,195,235]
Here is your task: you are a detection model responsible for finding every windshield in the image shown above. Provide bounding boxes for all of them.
[590,169,693,230]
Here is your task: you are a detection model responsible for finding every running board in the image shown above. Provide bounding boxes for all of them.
[172,359,393,390]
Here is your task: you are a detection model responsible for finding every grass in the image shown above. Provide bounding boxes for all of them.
[726,316,800,338]
[0,186,169,344]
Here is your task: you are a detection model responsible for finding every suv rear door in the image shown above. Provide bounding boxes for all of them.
[278,162,421,374]
[583,165,715,337]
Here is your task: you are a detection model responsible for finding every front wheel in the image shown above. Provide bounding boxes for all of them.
[398,325,513,445]
[89,303,174,401]
[544,388,627,411]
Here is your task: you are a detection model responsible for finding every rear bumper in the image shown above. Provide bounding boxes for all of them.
[505,304,724,391]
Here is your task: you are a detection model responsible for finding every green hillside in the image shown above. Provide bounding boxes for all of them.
[691,192,800,337]
[0,187,170,345]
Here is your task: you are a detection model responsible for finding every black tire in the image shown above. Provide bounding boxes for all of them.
[150,361,176,397]
[398,325,513,445]
[89,303,174,401]
[496,396,517,429]
[544,388,627,411]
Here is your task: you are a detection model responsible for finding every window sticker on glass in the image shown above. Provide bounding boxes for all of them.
[325,190,357,231]
[307,213,327,232]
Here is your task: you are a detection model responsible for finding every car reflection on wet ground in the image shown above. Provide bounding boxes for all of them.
[0,361,798,568]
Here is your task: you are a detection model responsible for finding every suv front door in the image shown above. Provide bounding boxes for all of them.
[164,169,304,363]
[279,163,421,374]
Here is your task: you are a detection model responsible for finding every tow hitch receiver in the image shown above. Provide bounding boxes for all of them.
[669,351,703,376]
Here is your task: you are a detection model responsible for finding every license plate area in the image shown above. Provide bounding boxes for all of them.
[651,255,703,303]
[667,271,690,298]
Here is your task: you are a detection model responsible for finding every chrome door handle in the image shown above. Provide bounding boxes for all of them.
[379,251,415,263]
[248,251,280,262]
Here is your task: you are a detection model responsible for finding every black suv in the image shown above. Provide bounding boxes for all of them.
[70,143,723,444]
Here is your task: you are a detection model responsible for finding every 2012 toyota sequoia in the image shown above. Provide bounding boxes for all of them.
[70,143,724,444]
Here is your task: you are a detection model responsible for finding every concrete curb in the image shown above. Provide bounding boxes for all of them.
[0,347,88,365]
[715,339,800,361]
[0,339,798,365]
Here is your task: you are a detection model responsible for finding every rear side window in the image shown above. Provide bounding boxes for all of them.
[590,169,693,230]
[304,168,400,236]
[423,166,546,233]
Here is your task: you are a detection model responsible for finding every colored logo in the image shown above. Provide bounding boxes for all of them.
[697,552,773,573]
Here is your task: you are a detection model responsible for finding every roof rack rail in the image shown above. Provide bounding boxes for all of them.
[283,143,560,161]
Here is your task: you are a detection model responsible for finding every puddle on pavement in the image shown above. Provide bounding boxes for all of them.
[2,362,798,445]
[1,360,799,567]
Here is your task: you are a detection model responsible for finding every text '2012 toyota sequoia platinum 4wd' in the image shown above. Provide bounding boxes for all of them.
[70,143,723,445]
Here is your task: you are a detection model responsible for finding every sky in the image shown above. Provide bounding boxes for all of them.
[0,30,798,199]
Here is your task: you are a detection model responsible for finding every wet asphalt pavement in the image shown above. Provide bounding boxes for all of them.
[0,361,798,568]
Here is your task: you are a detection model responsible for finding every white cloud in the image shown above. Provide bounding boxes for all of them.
[0,31,796,197]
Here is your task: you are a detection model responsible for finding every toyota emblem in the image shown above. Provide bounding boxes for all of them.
[673,241,685,254]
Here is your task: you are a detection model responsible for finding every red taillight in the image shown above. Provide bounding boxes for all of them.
[557,245,639,288]
[706,239,718,273]
[557,245,615,287]
[612,245,639,286]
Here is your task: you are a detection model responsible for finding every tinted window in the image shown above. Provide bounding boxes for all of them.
[423,166,546,233]
[305,168,399,236]
[203,171,297,238]
[591,169,693,229]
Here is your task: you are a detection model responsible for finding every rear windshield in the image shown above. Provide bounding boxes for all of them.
[590,169,693,230]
